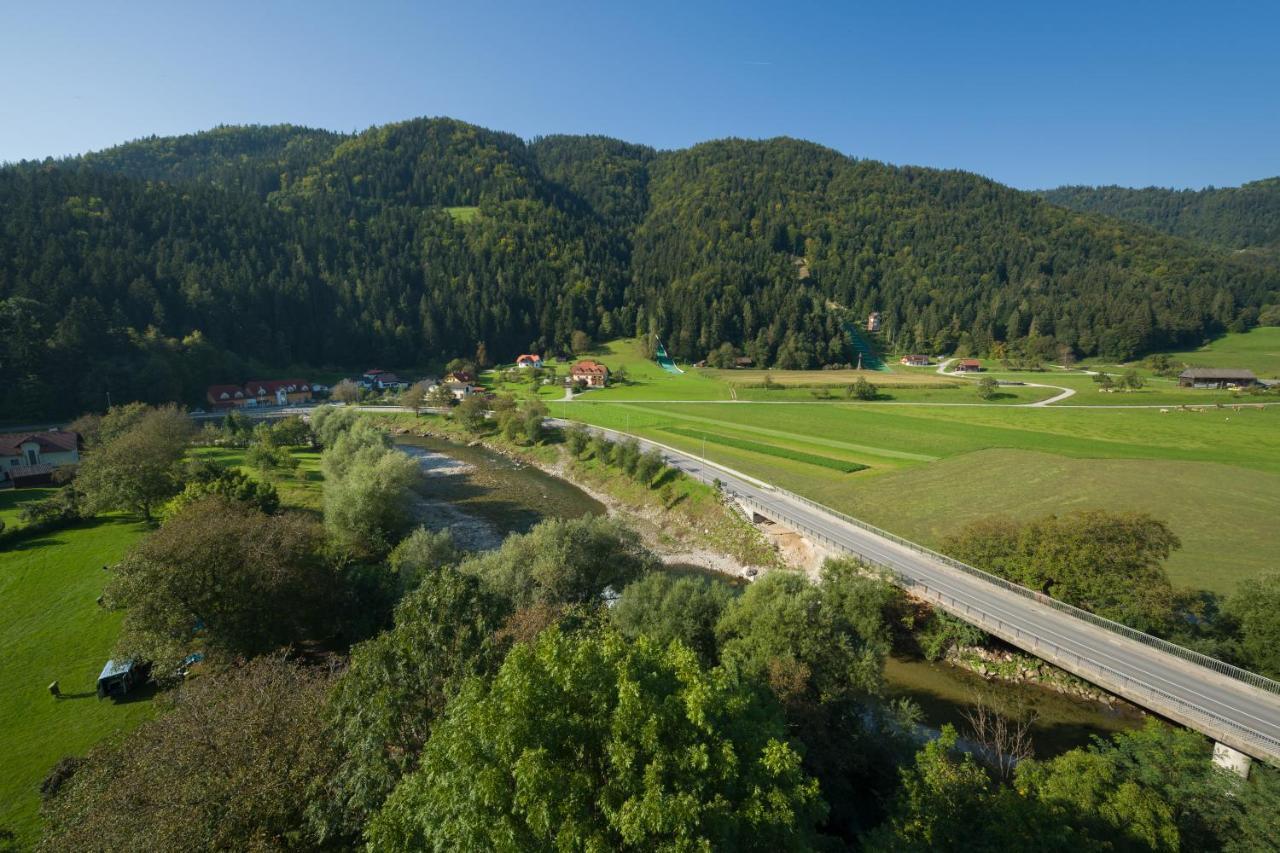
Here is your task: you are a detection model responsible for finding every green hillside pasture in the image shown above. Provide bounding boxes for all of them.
[662,427,868,473]
[1158,327,1280,378]
[0,505,151,845]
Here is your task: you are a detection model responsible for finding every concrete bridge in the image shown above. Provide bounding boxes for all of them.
[563,422,1280,775]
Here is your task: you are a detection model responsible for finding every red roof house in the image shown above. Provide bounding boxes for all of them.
[570,360,610,387]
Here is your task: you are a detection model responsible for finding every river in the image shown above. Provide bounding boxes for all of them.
[397,433,1144,757]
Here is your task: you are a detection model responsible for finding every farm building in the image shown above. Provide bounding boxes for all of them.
[0,430,81,487]
[516,354,543,368]
[570,360,610,387]
[953,358,982,372]
[1177,368,1258,389]
[900,354,931,367]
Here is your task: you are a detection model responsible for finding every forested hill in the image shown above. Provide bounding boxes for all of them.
[1,117,1277,419]
[1040,179,1280,255]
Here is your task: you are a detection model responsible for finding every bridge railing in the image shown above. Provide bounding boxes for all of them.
[908,578,1280,757]
[567,420,1280,699]
[734,486,1280,698]
[732,492,1280,758]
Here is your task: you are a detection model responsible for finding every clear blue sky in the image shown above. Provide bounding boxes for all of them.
[2,0,1277,189]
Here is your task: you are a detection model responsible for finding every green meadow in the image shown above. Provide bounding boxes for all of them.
[0,446,321,845]
[0,498,151,845]
[552,333,1279,598]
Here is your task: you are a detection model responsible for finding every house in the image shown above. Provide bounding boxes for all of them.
[1177,368,1258,389]
[516,354,543,369]
[444,370,475,385]
[359,369,408,391]
[901,354,931,367]
[1,430,82,487]
[207,384,252,410]
[953,359,982,372]
[866,312,882,333]
[375,373,409,391]
[570,360,610,387]
[444,381,475,400]
[245,379,313,406]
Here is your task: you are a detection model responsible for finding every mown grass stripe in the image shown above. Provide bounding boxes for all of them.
[611,403,938,461]
[663,427,868,473]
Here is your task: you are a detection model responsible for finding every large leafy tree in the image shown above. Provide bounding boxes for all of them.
[458,515,658,608]
[105,496,337,671]
[313,565,510,845]
[612,571,738,666]
[942,510,1181,633]
[75,404,193,521]
[1224,573,1280,679]
[366,628,826,851]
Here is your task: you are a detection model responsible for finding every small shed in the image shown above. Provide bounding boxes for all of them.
[97,659,146,700]
[953,358,982,372]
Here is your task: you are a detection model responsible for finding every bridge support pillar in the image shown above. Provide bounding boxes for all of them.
[1212,742,1252,778]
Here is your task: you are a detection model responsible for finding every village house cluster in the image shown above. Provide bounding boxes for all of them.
[206,379,327,410]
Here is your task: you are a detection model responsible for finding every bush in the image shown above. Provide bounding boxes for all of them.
[17,484,87,530]
[848,377,878,400]
[245,441,298,471]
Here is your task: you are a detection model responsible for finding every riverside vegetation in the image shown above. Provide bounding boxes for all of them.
[1,403,1278,850]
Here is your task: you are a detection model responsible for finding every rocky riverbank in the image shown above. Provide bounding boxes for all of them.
[946,644,1132,708]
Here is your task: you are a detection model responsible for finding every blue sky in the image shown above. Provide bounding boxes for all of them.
[2,0,1277,189]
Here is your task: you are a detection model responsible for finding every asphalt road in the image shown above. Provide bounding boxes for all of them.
[563,420,1280,765]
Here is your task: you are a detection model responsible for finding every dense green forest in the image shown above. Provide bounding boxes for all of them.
[2,117,1277,419]
[1041,179,1280,255]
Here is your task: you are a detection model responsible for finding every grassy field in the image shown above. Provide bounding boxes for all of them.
[0,446,323,844]
[444,205,480,222]
[188,445,325,513]
[1144,327,1280,378]
[556,399,1279,595]
[0,494,151,845]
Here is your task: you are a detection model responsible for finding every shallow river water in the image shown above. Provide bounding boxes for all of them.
[398,433,1144,757]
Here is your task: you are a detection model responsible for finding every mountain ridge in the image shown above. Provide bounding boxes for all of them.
[1,117,1276,419]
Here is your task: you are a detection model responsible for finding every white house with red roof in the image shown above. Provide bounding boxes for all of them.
[1,429,81,486]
